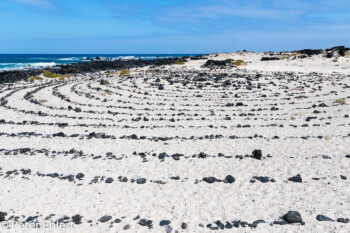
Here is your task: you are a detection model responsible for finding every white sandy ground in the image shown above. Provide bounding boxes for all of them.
[0,52,349,232]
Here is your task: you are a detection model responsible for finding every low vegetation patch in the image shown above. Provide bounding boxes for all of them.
[64,74,71,79]
[235,60,245,66]
[175,60,185,65]
[107,71,118,76]
[105,90,112,95]
[334,99,346,105]
[345,51,350,57]
[120,69,131,75]
[43,70,62,78]
[29,76,43,81]
[100,80,110,85]
[332,59,338,63]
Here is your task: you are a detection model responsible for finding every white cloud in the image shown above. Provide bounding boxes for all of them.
[156,1,302,24]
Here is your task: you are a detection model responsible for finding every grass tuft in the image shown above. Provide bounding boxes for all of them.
[120,69,130,75]
[235,60,245,66]
[334,99,346,105]
[175,60,185,65]
[107,71,118,76]
[43,70,62,78]
[29,76,43,81]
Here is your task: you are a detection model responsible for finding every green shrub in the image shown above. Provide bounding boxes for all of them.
[235,60,245,66]
[43,70,62,78]
[120,69,130,75]
[176,60,185,65]
[64,74,71,79]
[29,76,43,81]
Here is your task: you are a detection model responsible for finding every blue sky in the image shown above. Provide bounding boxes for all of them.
[0,0,349,53]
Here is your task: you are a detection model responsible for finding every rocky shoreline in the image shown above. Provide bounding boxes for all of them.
[0,56,203,84]
[1,46,348,84]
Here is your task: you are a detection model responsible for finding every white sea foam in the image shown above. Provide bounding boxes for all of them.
[0,62,57,71]
[58,57,81,61]
[28,62,57,68]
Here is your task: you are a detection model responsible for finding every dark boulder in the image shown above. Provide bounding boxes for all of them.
[261,57,280,61]
[223,175,235,184]
[0,212,7,222]
[283,211,303,223]
[252,150,262,160]
[72,215,83,224]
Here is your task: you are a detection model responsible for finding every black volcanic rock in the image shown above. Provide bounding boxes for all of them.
[105,177,114,183]
[316,215,334,222]
[337,218,349,223]
[139,219,153,228]
[0,57,180,84]
[160,220,171,226]
[53,132,66,137]
[261,57,280,61]
[296,49,323,56]
[100,216,112,223]
[76,173,85,180]
[283,211,302,223]
[0,212,7,222]
[203,177,218,183]
[252,149,262,160]
[20,148,31,154]
[288,174,302,183]
[72,215,83,224]
[223,175,235,184]
[202,59,234,68]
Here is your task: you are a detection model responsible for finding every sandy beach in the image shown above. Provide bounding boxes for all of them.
[0,49,349,232]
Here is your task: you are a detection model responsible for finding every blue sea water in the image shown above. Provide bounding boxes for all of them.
[0,54,201,71]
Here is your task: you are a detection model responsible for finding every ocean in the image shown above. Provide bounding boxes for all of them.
[0,54,201,71]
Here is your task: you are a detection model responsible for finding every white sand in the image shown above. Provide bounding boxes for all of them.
[0,53,349,232]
